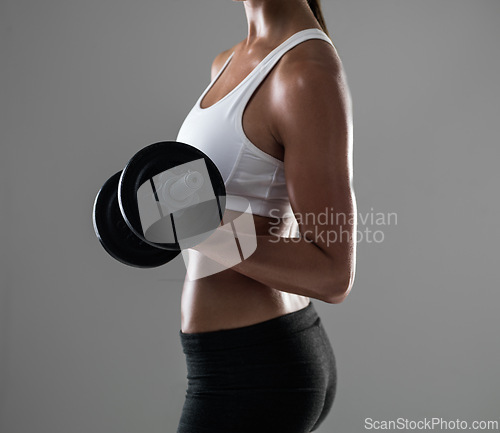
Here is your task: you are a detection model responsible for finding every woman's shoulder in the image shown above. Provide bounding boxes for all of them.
[210,33,342,83]
[276,36,342,83]
[267,35,351,144]
[210,41,242,80]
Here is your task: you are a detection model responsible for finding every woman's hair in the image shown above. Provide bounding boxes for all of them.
[306,0,330,37]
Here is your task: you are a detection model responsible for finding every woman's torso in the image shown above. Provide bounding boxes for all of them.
[178,28,337,333]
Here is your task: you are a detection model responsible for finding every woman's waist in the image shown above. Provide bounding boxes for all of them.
[180,286,316,352]
[181,271,310,334]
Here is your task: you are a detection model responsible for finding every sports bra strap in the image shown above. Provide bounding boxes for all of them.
[238,28,335,106]
[259,28,334,75]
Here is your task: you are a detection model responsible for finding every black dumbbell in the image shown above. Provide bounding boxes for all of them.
[92,170,181,268]
[92,141,226,268]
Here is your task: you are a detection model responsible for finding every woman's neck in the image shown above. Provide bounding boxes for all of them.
[241,0,319,45]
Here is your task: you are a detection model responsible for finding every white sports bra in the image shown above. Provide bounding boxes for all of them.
[176,28,335,218]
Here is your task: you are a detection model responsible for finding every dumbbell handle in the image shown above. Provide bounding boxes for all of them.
[169,171,204,201]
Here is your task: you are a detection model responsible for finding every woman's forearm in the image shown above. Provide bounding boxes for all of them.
[191,227,352,303]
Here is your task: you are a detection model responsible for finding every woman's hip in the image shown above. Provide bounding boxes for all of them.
[177,301,337,433]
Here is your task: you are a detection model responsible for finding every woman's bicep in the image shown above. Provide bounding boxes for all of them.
[276,61,356,287]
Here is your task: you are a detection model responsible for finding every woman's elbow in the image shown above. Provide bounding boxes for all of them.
[318,266,355,304]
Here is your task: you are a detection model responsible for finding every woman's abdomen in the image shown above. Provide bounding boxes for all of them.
[181,263,309,333]
[180,211,309,333]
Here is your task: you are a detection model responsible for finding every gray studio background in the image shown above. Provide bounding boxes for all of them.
[1,1,499,432]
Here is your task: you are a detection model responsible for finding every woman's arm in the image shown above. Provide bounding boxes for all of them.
[192,56,356,304]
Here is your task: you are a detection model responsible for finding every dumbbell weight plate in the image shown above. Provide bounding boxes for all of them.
[93,171,181,268]
[118,141,226,251]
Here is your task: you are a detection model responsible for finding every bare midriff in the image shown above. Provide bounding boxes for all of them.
[180,209,310,333]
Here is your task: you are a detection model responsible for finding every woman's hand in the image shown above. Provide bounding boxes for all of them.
[188,207,258,269]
